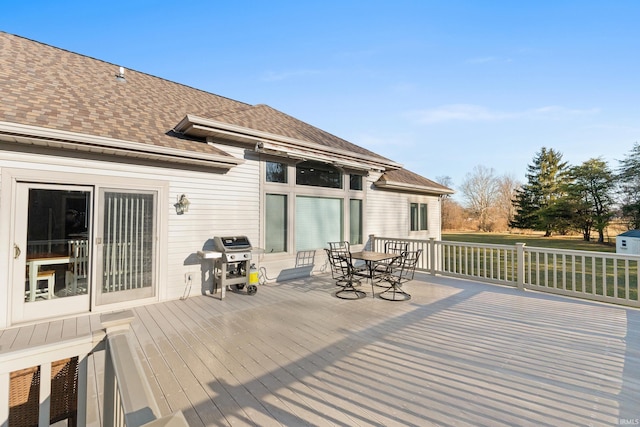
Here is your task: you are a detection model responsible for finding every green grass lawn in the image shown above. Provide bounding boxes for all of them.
[442,232,616,253]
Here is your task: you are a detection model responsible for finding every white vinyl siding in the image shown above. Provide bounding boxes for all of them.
[365,172,442,240]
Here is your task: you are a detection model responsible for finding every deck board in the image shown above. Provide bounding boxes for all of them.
[2,273,640,426]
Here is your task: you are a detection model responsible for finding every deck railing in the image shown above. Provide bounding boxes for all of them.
[0,311,187,427]
[370,235,640,308]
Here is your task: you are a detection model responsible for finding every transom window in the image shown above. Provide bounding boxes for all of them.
[350,175,363,191]
[266,161,287,183]
[296,161,342,189]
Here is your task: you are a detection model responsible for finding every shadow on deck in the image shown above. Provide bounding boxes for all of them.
[124,273,640,426]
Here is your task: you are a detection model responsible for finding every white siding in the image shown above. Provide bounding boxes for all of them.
[1,145,444,325]
[0,146,260,326]
[365,172,442,243]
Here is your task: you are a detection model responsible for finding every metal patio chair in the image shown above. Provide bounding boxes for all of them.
[332,251,367,300]
[379,249,422,301]
[373,241,410,281]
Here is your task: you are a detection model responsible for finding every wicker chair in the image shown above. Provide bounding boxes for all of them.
[9,357,79,426]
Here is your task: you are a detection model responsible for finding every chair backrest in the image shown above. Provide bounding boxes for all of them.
[328,241,350,254]
[384,241,409,255]
[68,240,89,279]
[325,248,351,279]
[397,249,422,282]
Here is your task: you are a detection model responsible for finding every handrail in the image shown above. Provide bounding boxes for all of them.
[0,331,103,426]
[371,235,640,308]
[0,311,186,427]
[101,311,188,427]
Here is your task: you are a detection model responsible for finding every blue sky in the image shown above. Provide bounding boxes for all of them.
[2,1,639,200]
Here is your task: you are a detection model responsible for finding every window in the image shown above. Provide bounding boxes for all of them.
[420,203,428,230]
[266,194,287,253]
[296,161,342,189]
[350,175,363,191]
[266,161,287,183]
[410,202,428,231]
[349,199,363,244]
[295,196,343,251]
[263,159,363,253]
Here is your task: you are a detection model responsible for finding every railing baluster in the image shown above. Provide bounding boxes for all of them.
[370,235,639,308]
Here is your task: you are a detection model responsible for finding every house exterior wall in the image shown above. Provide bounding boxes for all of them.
[364,172,442,241]
[0,141,444,327]
[0,144,261,327]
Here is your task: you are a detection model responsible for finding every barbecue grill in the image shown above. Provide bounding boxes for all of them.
[212,236,257,296]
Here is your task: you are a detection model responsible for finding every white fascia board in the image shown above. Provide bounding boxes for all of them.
[375,180,455,196]
[0,121,243,168]
[176,114,401,171]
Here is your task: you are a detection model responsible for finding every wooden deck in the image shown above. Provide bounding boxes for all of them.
[4,273,640,426]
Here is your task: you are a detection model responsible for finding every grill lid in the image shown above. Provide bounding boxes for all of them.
[213,236,252,252]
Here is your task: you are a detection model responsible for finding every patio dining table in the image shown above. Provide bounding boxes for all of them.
[350,251,400,296]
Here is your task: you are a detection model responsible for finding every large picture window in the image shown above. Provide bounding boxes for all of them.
[295,196,343,251]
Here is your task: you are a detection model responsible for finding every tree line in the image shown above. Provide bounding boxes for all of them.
[438,143,640,242]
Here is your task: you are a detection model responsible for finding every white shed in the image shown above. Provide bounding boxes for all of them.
[616,230,640,254]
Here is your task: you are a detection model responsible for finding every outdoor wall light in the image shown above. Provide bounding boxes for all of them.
[174,194,190,215]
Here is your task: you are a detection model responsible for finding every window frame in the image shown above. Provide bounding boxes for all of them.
[262,157,365,254]
[410,202,429,232]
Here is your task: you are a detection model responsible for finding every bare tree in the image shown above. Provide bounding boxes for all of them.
[460,166,499,231]
[436,176,466,230]
[495,174,521,230]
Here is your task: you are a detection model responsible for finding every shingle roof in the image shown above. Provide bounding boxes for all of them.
[0,32,452,194]
[376,168,454,195]
[210,104,388,160]
[0,32,247,158]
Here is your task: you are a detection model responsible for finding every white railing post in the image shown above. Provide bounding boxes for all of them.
[516,243,526,291]
[369,234,376,251]
[429,238,436,275]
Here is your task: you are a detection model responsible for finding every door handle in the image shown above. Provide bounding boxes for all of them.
[14,244,21,259]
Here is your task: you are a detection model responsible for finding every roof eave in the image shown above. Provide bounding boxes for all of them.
[0,121,244,169]
[175,114,402,171]
[375,180,455,196]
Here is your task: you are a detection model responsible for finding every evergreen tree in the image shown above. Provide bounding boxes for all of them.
[617,143,640,229]
[567,158,615,242]
[510,147,570,236]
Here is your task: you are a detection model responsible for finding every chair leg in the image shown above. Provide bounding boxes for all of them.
[335,278,366,300]
[378,279,411,301]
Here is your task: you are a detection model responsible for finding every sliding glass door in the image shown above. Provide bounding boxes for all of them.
[95,189,157,305]
[12,183,92,322]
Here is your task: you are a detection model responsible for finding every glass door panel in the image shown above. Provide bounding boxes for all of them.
[96,190,156,305]
[13,183,91,322]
